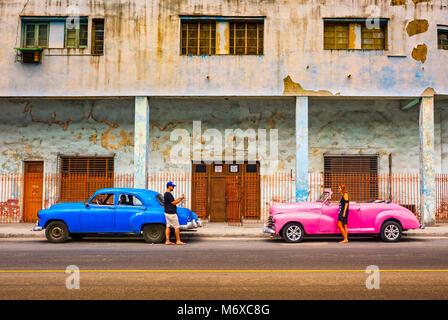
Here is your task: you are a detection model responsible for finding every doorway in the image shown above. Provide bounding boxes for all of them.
[192,162,260,223]
[23,161,44,222]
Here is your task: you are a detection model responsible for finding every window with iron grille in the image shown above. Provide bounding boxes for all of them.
[65,17,88,48]
[361,23,387,50]
[24,23,49,48]
[324,22,349,50]
[324,19,387,50]
[59,157,114,202]
[92,19,105,55]
[323,155,378,202]
[229,21,263,55]
[181,21,216,55]
[438,27,448,50]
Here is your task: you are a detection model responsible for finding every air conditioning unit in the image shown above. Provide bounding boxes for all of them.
[14,48,43,64]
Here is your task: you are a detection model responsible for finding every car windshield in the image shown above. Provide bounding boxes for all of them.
[317,191,331,202]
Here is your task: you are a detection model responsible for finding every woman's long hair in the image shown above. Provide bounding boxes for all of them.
[339,184,350,200]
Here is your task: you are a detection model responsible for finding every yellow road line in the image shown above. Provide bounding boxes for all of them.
[0,269,448,273]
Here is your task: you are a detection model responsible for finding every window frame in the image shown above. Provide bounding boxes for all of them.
[89,193,115,206]
[180,20,216,55]
[229,20,264,55]
[65,17,89,49]
[92,18,105,55]
[361,21,387,50]
[118,194,144,207]
[323,21,349,50]
[323,18,388,51]
[438,26,448,50]
[24,22,49,48]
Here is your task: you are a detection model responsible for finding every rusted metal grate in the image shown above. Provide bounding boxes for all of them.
[92,19,105,55]
[229,21,263,55]
[60,157,114,202]
[361,24,386,50]
[324,155,378,202]
[324,22,349,49]
[1,171,447,225]
[181,21,216,55]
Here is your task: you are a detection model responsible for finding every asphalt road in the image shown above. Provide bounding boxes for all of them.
[1,235,448,300]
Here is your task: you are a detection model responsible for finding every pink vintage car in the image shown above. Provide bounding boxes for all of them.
[263,191,423,242]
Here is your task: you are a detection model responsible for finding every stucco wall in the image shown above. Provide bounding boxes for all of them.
[310,99,444,174]
[0,99,134,173]
[1,97,447,174]
[0,0,447,97]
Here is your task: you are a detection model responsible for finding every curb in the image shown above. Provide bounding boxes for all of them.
[1,232,448,239]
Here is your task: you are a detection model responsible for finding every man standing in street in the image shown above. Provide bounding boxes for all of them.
[164,181,186,245]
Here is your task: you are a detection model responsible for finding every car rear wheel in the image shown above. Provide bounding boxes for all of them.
[142,224,166,243]
[282,222,304,243]
[380,221,402,242]
[45,221,69,243]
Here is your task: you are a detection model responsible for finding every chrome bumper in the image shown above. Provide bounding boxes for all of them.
[180,219,203,230]
[32,220,42,231]
[263,224,276,234]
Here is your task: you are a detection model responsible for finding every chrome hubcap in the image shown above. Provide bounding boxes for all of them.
[384,224,399,240]
[286,225,302,241]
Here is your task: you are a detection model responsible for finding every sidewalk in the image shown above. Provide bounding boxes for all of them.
[1,222,448,239]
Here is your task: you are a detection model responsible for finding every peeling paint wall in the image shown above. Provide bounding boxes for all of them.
[1,0,448,97]
[1,98,447,175]
[309,99,446,174]
[146,98,294,174]
[0,99,134,173]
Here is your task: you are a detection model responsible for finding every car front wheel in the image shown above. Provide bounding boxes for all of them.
[380,221,402,242]
[142,224,166,243]
[282,222,304,243]
[45,221,69,243]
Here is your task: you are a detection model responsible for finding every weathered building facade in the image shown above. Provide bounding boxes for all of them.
[1,0,448,224]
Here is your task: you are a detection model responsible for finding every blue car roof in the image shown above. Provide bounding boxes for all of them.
[94,188,161,200]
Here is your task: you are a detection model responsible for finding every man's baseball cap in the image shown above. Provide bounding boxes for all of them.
[166,181,176,188]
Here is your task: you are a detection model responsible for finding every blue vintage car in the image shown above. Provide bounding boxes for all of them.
[33,188,202,243]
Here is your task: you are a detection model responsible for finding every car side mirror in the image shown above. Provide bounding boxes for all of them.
[84,202,89,207]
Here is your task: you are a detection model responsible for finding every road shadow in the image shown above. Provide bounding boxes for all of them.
[63,232,205,245]
[262,235,428,244]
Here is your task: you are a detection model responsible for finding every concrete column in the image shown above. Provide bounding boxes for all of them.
[134,96,150,189]
[295,96,309,202]
[419,96,436,225]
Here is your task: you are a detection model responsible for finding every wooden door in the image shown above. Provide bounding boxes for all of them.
[23,161,44,222]
[192,162,260,223]
[209,177,227,222]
